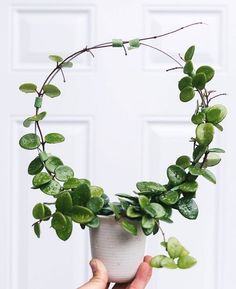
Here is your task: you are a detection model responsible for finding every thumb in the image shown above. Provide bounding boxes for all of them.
[78,259,109,289]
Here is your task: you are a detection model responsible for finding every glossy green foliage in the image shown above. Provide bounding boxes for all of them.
[19,133,40,150]
[55,165,74,181]
[43,84,61,97]
[167,165,186,186]
[45,133,65,144]
[19,83,37,93]
[71,206,94,224]
[28,156,44,175]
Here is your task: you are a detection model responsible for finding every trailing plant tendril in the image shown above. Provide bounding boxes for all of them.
[18,22,227,270]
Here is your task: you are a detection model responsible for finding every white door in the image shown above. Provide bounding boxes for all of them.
[1,1,235,289]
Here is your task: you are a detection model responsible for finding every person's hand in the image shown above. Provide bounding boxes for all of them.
[78,256,153,289]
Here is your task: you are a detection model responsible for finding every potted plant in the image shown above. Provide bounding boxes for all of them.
[18,23,227,283]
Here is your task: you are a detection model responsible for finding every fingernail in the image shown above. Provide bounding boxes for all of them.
[90,259,97,273]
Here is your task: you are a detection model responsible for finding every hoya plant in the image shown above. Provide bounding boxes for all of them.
[18,23,227,270]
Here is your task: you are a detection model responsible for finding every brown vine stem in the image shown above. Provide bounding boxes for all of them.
[34,22,203,152]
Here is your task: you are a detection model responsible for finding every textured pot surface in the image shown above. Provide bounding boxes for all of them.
[89,215,146,283]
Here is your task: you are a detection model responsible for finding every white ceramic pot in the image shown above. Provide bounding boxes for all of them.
[89,215,146,283]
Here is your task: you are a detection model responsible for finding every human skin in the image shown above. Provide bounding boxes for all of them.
[77,256,153,289]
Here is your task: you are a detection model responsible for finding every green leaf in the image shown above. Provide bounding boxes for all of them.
[208,148,225,153]
[86,217,100,229]
[150,255,166,268]
[159,190,180,205]
[45,156,63,173]
[179,86,195,102]
[56,192,73,213]
[161,257,178,269]
[167,165,186,186]
[34,223,40,238]
[184,45,195,61]
[167,237,184,259]
[45,133,65,144]
[49,55,63,62]
[188,164,202,176]
[71,184,91,206]
[192,73,206,90]
[61,62,73,68]
[56,216,73,241]
[177,197,198,219]
[51,212,67,231]
[136,181,166,193]
[71,205,94,224]
[39,151,48,162]
[176,155,191,169]
[90,186,104,197]
[40,180,61,196]
[196,65,214,82]
[43,84,61,97]
[150,203,166,218]
[179,181,198,193]
[196,123,214,145]
[201,169,216,184]
[138,195,150,209]
[142,215,155,229]
[110,202,122,218]
[178,76,193,91]
[183,60,194,75]
[120,220,137,235]
[63,178,82,189]
[32,172,52,188]
[177,255,197,269]
[143,205,157,218]
[28,111,47,122]
[43,204,51,220]
[55,165,74,182]
[193,145,207,162]
[87,197,104,213]
[206,104,227,124]
[19,133,40,150]
[205,153,221,167]
[32,203,45,219]
[126,205,142,218]
[28,156,44,175]
[19,83,37,93]
[191,112,205,125]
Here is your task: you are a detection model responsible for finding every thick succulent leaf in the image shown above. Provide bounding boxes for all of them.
[40,180,61,196]
[51,212,67,231]
[120,220,137,236]
[32,172,52,188]
[32,203,45,219]
[56,192,73,213]
[179,86,195,102]
[56,216,73,241]
[19,133,40,150]
[45,133,65,144]
[196,123,214,145]
[87,197,104,213]
[177,255,197,269]
[33,223,40,238]
[71,206,94,224]
[28,156,44,175]
[19,83,37,93]
[71,183,91,206]
[184,45,195,61]
[167,165,186,186]
[159,190,180,205]
[196,65,214,82]
[43,84,61,97]
[177,197,198,220]
[55,165,74,182]
[45,156,63,173]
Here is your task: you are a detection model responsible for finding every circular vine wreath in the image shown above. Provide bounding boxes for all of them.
[19,22,227,270]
